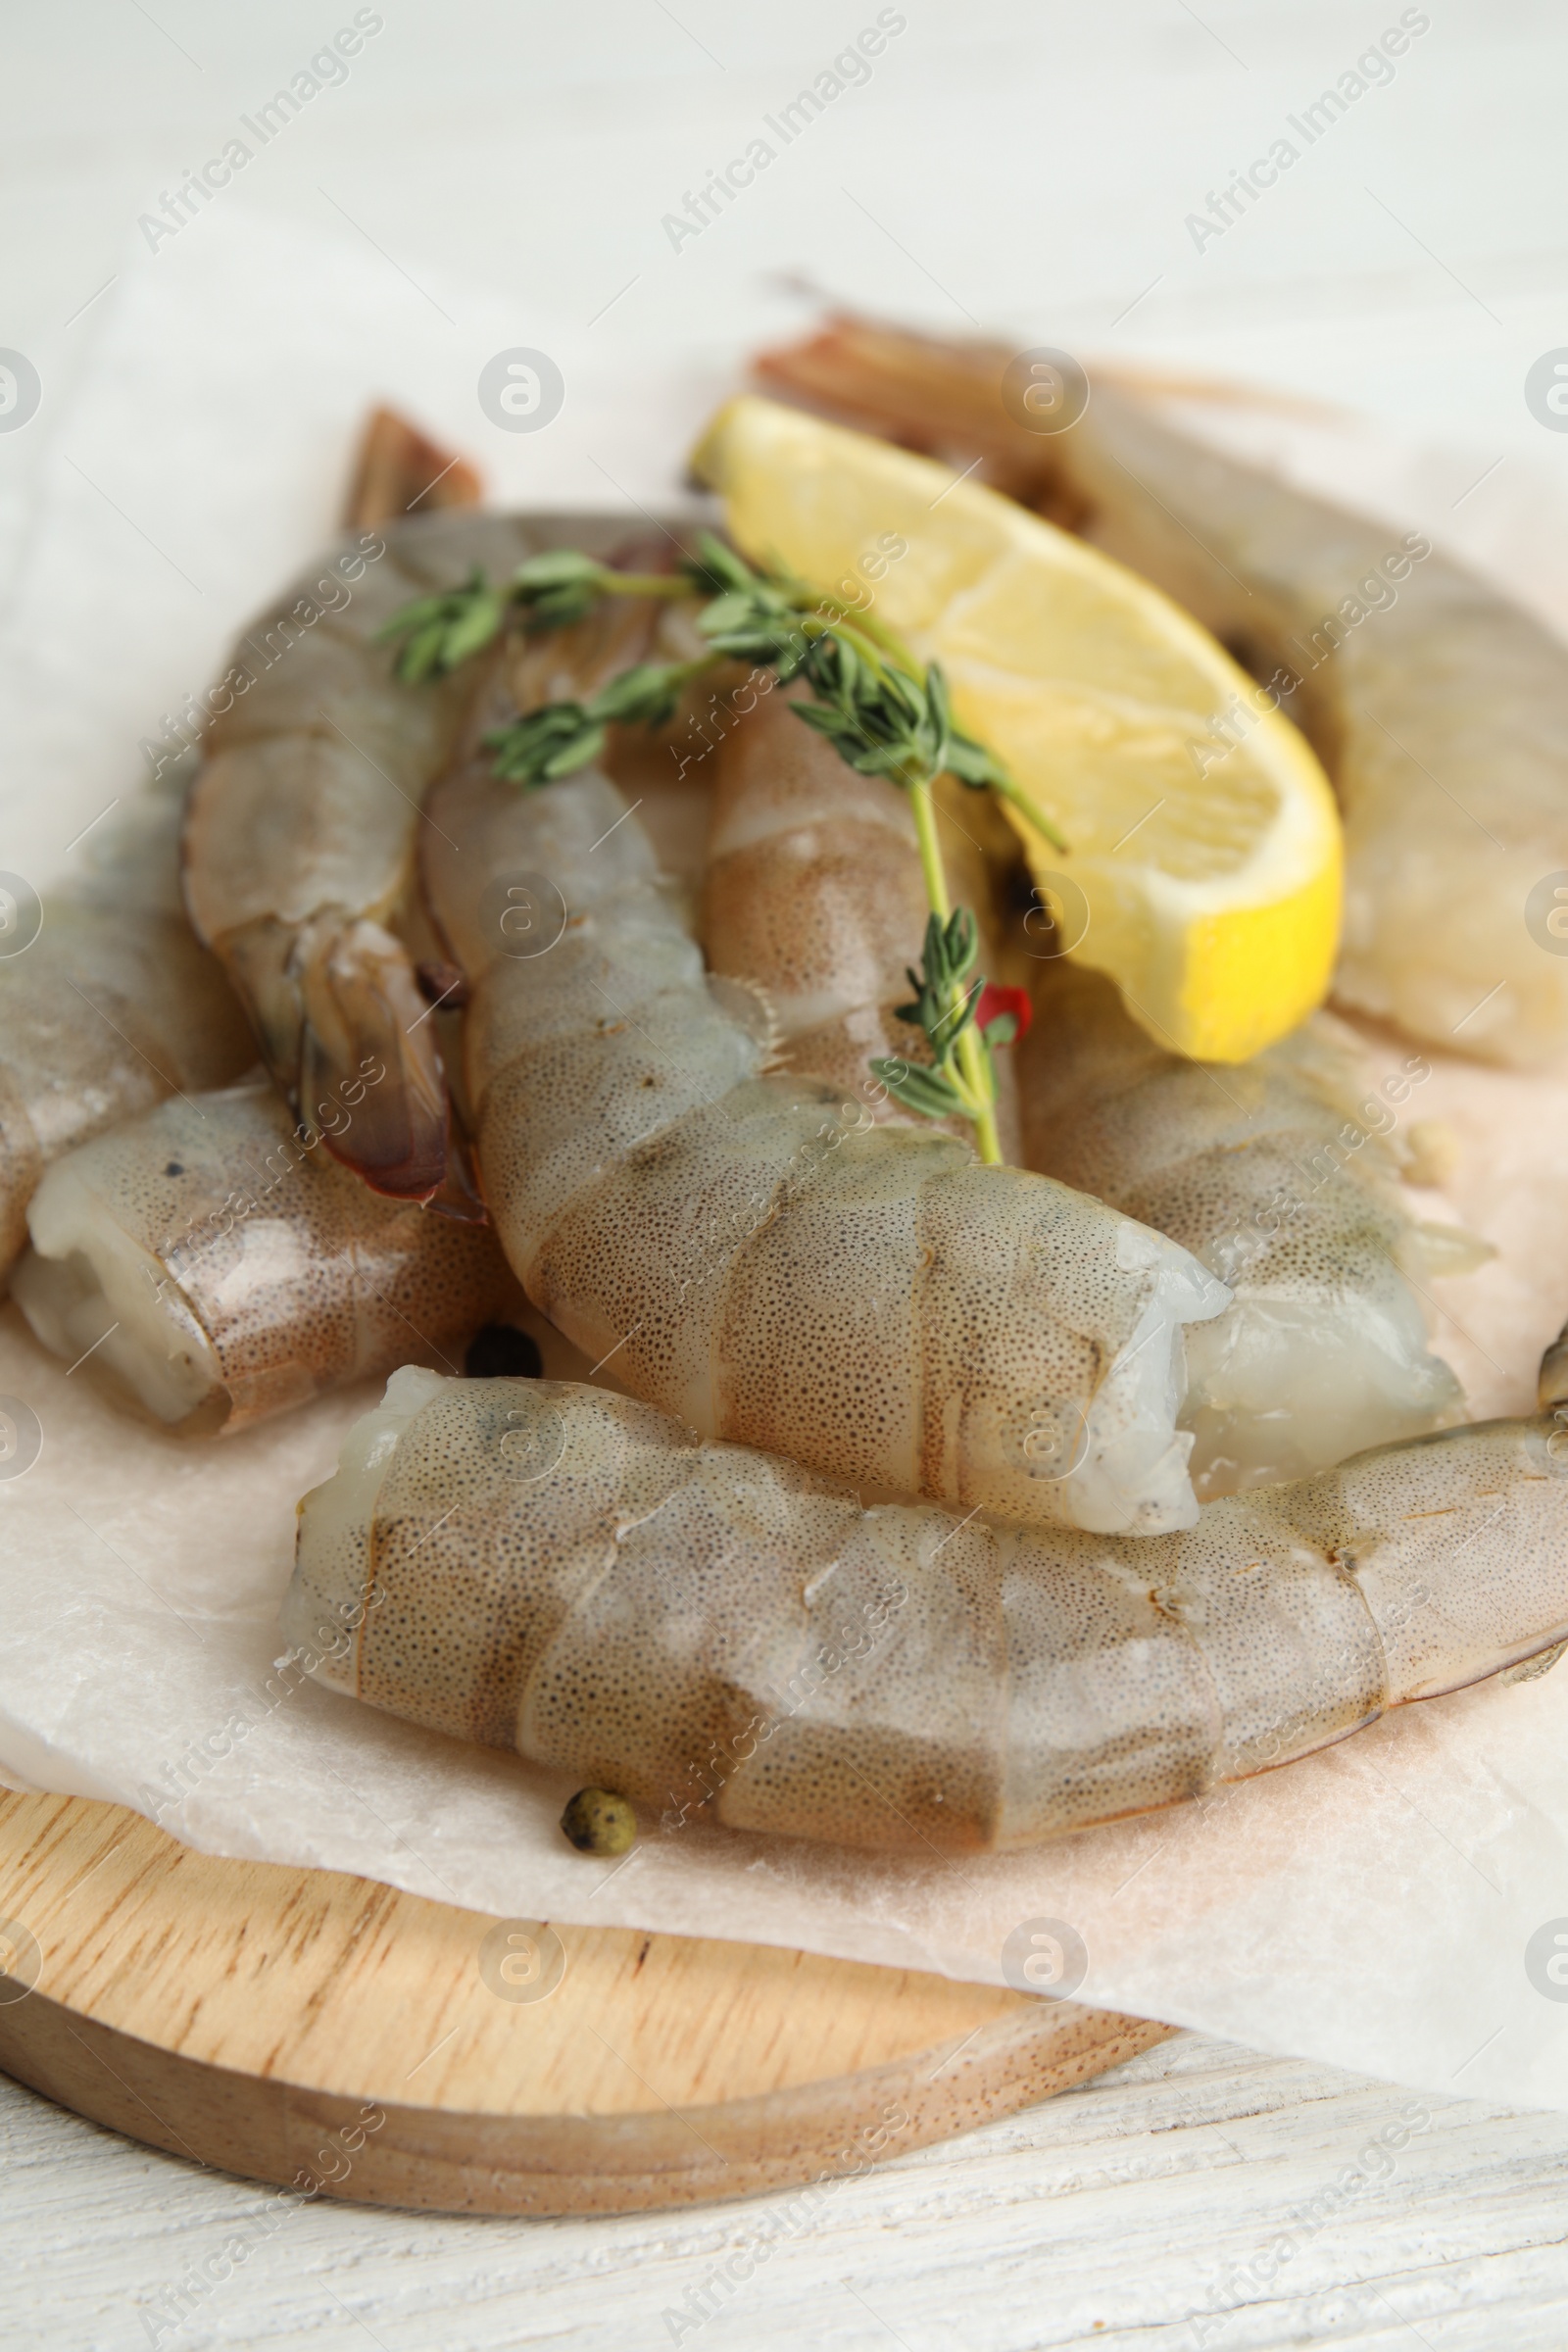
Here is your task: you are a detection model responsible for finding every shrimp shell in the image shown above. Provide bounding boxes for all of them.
[701,684,1021,1152]
[703,682,935,1102]
[287,1367,1568,1854]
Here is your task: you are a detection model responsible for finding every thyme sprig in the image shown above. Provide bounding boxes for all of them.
[873,909,1019,1125]
[380,532,1067,1164]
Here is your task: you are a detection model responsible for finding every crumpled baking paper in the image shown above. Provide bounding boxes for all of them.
[5,206,1568,2116]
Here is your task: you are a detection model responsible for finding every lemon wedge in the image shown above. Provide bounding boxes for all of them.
[692,395,1342,1063]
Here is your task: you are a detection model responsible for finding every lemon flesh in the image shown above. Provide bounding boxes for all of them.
[693,396,1342,1063]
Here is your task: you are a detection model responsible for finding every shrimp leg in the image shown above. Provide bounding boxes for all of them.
[288,1366,1568,1854]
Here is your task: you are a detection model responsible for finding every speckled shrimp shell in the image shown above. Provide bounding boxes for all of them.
[1018,961,1480,1499]
[0,788,253,1281]
[287,1366,1568,1854]
[702,679,927,1094]
[419,650,1230,1538]
[181,511,629,1203]
[758,318,1568,1066]
[699,684,1022,1152]
[14,1080,514,1434]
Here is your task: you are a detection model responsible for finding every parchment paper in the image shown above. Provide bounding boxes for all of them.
[5,207,1568,2116]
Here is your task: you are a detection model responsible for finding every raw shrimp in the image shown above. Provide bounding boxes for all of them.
[180,509,572,1202]
[700,682,1022,1153]
[286,1364,1568,1854]
[13,1078,514,1434]
[0,784,253,1280]
[758,318,1568,1066]
[419,625,1230,1538]
[1018,961,1482,1497]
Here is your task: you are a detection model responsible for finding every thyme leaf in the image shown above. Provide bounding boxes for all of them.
[376,569,509,680]
[483,657,712,786]
[869,1056,968,1121]
[485,704,606,784]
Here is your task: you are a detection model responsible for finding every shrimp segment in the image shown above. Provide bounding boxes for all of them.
[287,1367,1568,1853]
[1018,962,1472,1496]
[14,1080,513,1433]
[422,691,1229,1534]
[758,318,1568,1066]
[0,792,253,1280]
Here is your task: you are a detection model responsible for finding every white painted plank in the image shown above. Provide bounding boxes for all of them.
[9,2034,1568,2349]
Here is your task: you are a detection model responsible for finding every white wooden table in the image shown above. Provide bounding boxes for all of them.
[7,5,1568,2343]
[9,2032,1568,2348]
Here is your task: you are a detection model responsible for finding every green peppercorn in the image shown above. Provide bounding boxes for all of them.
[561,1787,637,1856]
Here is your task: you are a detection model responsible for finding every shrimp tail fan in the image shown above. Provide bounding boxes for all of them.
[223,909,456,1205]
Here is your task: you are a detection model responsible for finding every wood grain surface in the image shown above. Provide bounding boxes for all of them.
[0,1790,1169,2217]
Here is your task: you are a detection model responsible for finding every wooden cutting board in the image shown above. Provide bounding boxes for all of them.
[0,1789,1170,2216]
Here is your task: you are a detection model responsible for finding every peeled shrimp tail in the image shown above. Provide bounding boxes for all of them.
[14,1079,514,1433]
[1018,960,1469,1495]
[288,1370,1568,1854]
[0,800,253,1281]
